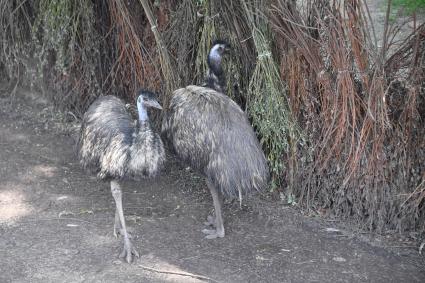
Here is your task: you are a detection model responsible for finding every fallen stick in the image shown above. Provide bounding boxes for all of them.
[138,264,220,283]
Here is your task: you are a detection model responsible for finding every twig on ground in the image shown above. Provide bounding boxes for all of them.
[294,259,317,265]
[137,264,220,283]
[419,242,425,255]
[17,217,94,225]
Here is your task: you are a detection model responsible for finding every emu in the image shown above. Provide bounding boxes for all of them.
[78,90,165,262]
[162,40,269,239]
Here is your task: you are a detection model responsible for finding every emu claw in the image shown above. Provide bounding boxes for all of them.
[113,226,121,238]
[203,215,216,227]
[202,228,224,239]
[119,238,139,263]
[113,214,122,238]
[114,228,132,239]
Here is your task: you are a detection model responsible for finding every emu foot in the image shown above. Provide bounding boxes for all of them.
[114,227,133,239]
[119,238,139,263]
[113,225,122,238]
[113,216,132,239]
[202,228,225,239]
[203,215,216,227]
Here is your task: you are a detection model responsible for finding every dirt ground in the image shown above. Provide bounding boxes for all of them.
[0,87,424,283]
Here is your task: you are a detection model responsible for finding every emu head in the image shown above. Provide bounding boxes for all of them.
[136,90,162,121]
[207,40,231,76]
[136,90,162,110]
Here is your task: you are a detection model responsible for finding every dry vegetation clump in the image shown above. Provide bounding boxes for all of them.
[270,0,424,233]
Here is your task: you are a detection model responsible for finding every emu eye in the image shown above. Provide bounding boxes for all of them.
[218,46,224,52]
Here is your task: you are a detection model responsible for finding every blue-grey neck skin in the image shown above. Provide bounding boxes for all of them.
[207,44,223,76]
[137,100,148,122]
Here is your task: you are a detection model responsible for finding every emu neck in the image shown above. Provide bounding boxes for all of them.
[208,51,223,76]
[137,103,148,122]
[206,54,225,93]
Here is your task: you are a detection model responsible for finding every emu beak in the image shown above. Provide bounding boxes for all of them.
[224,43,231,54]
[146,100,163,110]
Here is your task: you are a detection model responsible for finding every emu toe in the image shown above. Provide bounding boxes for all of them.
[203,215,217,227]
[113,213,133,239]
[113,219,122,238]
[113,226,134,240]
[202,228,225,239]
[119,238,139,263]
[113,226,120,238]
[114,228,133,239]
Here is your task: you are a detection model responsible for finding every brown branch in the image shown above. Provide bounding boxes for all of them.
[138,0,177,111]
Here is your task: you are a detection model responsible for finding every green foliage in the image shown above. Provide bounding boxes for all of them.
[241,0,300,189]
[34,0,75,71]
[33,0,96,73]
[391,0,425,13]
[247,40,298,189]
[31,0,102,111]
[194,0,207,5]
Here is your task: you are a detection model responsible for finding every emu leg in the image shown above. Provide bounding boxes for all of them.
[202,179,225,239]
[113,210,132,238]
[204,194,223,227]
[111,180,139,263]
[113,210,121,237]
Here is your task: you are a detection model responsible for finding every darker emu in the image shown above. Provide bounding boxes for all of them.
[162,40,269,239]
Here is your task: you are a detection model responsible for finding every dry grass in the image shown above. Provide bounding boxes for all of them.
[270,0,424,232]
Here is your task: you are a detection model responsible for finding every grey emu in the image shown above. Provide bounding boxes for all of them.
[78,90,165,262]
[162,40,269,239]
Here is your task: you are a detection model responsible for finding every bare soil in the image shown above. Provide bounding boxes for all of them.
[0,87,424,283]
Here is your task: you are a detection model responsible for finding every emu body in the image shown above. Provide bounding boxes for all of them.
[162,41,269,239]
[78,92,165,262]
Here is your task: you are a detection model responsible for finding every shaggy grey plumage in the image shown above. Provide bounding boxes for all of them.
[78,90,165,262]
[162,41,269,239]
